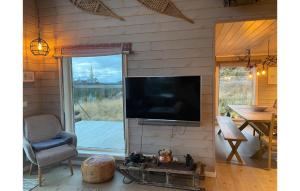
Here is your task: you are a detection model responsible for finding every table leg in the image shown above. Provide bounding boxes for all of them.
[251,145,268,159]
[238,121,249,131]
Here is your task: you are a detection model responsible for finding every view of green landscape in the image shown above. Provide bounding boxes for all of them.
[219,67,254,116]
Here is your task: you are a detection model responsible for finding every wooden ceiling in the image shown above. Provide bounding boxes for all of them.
[215,19,277,58]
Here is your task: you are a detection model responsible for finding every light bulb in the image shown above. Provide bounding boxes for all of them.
[257,71,260,76]
[248,74,253,79]
[262,70,266,75]
[38,42,42,50]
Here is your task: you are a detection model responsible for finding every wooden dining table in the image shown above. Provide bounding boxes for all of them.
[228,104,276,130]
[223,105,276,159]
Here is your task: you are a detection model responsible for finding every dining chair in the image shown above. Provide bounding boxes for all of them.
[252,100,277,137]
[260,113,277,169]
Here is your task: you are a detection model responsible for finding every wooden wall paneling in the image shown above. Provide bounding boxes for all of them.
[217,22,244,54]
[215,19,277,57]
[217,20,256,56]
[32,0,277,173]
[232,21,275,52]
[257,66,277,107]
[23,0,41,117]
[220,20,264,55]
[216,23,233,50]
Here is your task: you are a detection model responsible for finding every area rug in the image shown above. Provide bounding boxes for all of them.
[23,179,38,191]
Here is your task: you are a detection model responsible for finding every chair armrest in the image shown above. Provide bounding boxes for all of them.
[23,138,37,165]
[60,131,77,148]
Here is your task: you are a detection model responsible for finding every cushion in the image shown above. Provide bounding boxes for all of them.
[24,114,62,143]
[31,132,73,152]
[36,144,77,167]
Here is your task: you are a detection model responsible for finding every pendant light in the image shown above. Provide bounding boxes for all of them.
[261,40,277,75]
[248,74,253,79]
[30,0,50,56]
[261,65,266,75]
[240,49,256,79]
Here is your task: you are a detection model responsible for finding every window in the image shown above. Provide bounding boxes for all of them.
[218,66,255,116]
[64,54,125,154]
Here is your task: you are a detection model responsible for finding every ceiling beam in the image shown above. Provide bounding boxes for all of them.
[215,54,276,62]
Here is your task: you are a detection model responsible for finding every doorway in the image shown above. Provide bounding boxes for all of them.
[63,54,125,154]
[214,19,277,167]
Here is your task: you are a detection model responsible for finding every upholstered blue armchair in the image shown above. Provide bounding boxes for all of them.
[23,114,78,186]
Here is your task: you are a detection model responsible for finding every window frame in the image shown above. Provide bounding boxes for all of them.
[215,62,258,116]
[59,53,129,156]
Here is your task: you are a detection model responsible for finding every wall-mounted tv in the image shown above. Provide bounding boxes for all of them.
[125,76,201,122]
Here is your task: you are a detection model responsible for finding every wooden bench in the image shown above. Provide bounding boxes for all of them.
[216,116,248,163]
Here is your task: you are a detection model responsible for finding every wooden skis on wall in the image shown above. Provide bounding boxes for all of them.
[69,0,125,21]
[137,0,194,23]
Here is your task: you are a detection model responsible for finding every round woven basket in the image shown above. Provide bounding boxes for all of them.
[81,155,115,183]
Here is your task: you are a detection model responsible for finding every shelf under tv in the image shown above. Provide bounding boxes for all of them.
[138,119,200,127]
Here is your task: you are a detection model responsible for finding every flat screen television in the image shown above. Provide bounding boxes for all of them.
[125,76,201,122]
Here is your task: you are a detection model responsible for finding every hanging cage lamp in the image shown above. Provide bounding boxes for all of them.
[30,0,50,56]
[30,36,50,56]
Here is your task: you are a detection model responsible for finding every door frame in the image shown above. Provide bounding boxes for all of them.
[59,54,128,155]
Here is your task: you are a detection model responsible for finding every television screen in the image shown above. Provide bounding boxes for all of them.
[125,76,201,122]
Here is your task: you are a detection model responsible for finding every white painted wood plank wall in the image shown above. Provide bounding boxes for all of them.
[257,67,277,107]
[28,0,277,172]
[24,0,40,116]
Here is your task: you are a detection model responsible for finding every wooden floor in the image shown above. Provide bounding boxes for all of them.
[24,126,277,191]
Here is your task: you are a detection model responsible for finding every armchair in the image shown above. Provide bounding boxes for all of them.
[23,114,78,186]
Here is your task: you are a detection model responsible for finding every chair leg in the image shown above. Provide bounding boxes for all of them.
[38,167,42,186]
[68,159,73,176]
[253,129,256,136]
[29,163,33,176]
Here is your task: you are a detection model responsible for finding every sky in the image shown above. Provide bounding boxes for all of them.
[72,54,122,84]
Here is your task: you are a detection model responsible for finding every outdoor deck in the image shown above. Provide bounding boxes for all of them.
[74,120,125,152]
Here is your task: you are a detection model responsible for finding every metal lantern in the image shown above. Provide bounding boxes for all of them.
[30,37,50,56]
[30,0,50,56]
